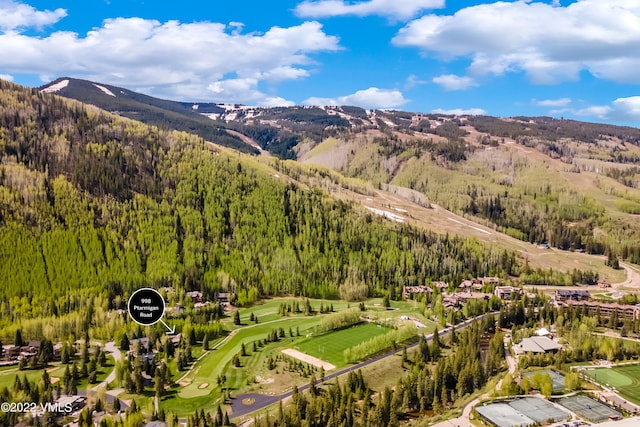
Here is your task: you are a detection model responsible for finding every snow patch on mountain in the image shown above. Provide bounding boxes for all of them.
[41,79,69,93]
[365,206,405,223]
[93,84,116,97]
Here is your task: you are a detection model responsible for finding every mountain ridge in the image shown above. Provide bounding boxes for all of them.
[35,77,640,266]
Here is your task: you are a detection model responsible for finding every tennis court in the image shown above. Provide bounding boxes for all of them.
[476,397,570,427]
[476,403,535,427]
[523,369,566,391]
[555,395,622,423]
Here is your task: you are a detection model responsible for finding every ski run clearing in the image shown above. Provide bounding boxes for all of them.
[365,206,405,223]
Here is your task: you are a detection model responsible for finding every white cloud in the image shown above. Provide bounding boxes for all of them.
[534,98,572,107]
[611,97,640,121]
[404,74,427,90]
[432,74,477,91]
[575,105,612,118]
[294,0,444,20]
[0,0,66,32]
[393,0,640,84]
[0,73,13,81]
[431,108,486,116]
[303,87,407,109]
[207,78,295,107]
[576,96,640,122]
[0,14,339,102]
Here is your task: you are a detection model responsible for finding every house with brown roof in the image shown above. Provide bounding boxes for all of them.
[403,285,432,298]
[481,277,501,285]
[566,300,640,321]
[494,286,521,300]
[459,280,474,291]
[433,281,449,291]
[186,291,203,303]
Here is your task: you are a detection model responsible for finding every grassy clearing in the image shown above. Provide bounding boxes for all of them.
[295,322,391,367]
[584,364,640,404]
[163,298,437,416]
[0,355,115,390]
[593,293,615,301]
[0,367,45,389]
[305,137,339,157]
[180,316,320,398]
[160,316,323,415]
[224,298,358,329]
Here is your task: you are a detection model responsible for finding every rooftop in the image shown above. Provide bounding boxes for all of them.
[514,336,563,354]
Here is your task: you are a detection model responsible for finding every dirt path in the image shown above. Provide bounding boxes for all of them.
[614,262,640,290]
[431,395,482,427]
[281,348,335,370]
[226,129,269,156]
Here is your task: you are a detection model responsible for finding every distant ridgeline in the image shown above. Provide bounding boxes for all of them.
[0,79,525,340]
[37,77,361,159]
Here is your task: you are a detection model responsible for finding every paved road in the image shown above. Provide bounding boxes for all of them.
[230,313,495,419]
[81,341,128,410]
[101,341,122,387]
[432,335,518,427]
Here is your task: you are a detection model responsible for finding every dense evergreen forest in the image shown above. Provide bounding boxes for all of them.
[0,80,521,342]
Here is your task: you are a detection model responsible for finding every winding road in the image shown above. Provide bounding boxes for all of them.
[77,341,128,409]
[230,314,495,419]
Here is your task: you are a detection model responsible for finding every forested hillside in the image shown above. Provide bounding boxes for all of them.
[0,80,522,342]
[296,113,640,266]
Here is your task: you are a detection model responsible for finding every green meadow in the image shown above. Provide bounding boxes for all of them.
[584,364,640,405]
[294,322,391,367]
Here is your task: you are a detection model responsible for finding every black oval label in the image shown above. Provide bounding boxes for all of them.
[127,288,166,326]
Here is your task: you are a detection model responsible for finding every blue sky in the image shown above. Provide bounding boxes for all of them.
[1,0,640,125]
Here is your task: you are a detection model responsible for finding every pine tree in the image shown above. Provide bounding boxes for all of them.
[120,334,130,351]
[41,369,51,390]
[14,329,23,347]
[202,334,209,350]
[155,369,165,397]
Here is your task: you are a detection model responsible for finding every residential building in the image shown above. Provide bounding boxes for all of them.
[403,285,432,298]
[433,281,448,291]
[494,285,520,300]
[566,300,640,321]
[555,290,590,302]
[186,291,203,303]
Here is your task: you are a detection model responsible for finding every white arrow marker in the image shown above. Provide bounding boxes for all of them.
[160,319,176,335]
